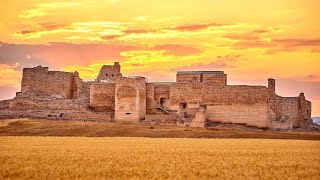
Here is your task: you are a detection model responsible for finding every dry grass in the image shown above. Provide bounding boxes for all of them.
[1,119,320,140]
[0,137,319,179]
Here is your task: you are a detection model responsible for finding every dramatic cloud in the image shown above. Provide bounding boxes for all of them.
[101,35,123,40]
[123,29,159,34]
[19,30,37,35]
[15,23,70,36]
[171,23,225,31]
[272,38,320,48]
[39,22,69,30]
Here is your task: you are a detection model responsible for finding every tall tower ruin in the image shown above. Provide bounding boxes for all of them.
[96,62,122,82]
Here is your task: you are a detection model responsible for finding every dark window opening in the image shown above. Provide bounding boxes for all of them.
[106,74,108,77]
[179,102,187,110]
[126,113,131,115]
[112,74,114,77]
[160,97,167,106]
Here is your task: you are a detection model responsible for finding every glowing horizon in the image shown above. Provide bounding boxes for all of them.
[0,0,319,116]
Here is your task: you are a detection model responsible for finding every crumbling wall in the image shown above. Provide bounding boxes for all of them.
[72,71,83,99]
[96,62,122,82]
[191,107,207,127]
[90,83,115,112]
[268,96,300,129]
[169,83,270,128]
[298,93,312,127]
[114,77,146,123]
[0,100,10,110]
[305,100,312,121]
[21,66,75,99]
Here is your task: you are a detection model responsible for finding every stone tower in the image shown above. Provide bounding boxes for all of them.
[114,77,146,123]
[96,62,122,82]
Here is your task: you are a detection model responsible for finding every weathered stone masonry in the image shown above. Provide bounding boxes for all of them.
[0,62,313,129]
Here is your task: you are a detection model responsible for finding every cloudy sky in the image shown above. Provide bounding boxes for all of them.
[0,0,319,116]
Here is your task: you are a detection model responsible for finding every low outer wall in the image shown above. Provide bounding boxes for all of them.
[90,83,115,111]
[206,103,268,128]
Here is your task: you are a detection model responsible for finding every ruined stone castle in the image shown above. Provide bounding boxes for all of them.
[0,62,313,129]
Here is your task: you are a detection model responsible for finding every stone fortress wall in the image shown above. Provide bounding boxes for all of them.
[21,66,75,99]
[0,62,314,130]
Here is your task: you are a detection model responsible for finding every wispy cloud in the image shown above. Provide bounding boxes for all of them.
[19,2,80,18]
[171,23,225,31]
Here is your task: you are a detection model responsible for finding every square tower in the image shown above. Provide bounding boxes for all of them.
[114,77,146,123]
[96,62,122,82]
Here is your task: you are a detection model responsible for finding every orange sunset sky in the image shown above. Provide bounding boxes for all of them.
[0,0,319,116]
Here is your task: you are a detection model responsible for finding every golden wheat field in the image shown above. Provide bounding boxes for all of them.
[0,137,319,179]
